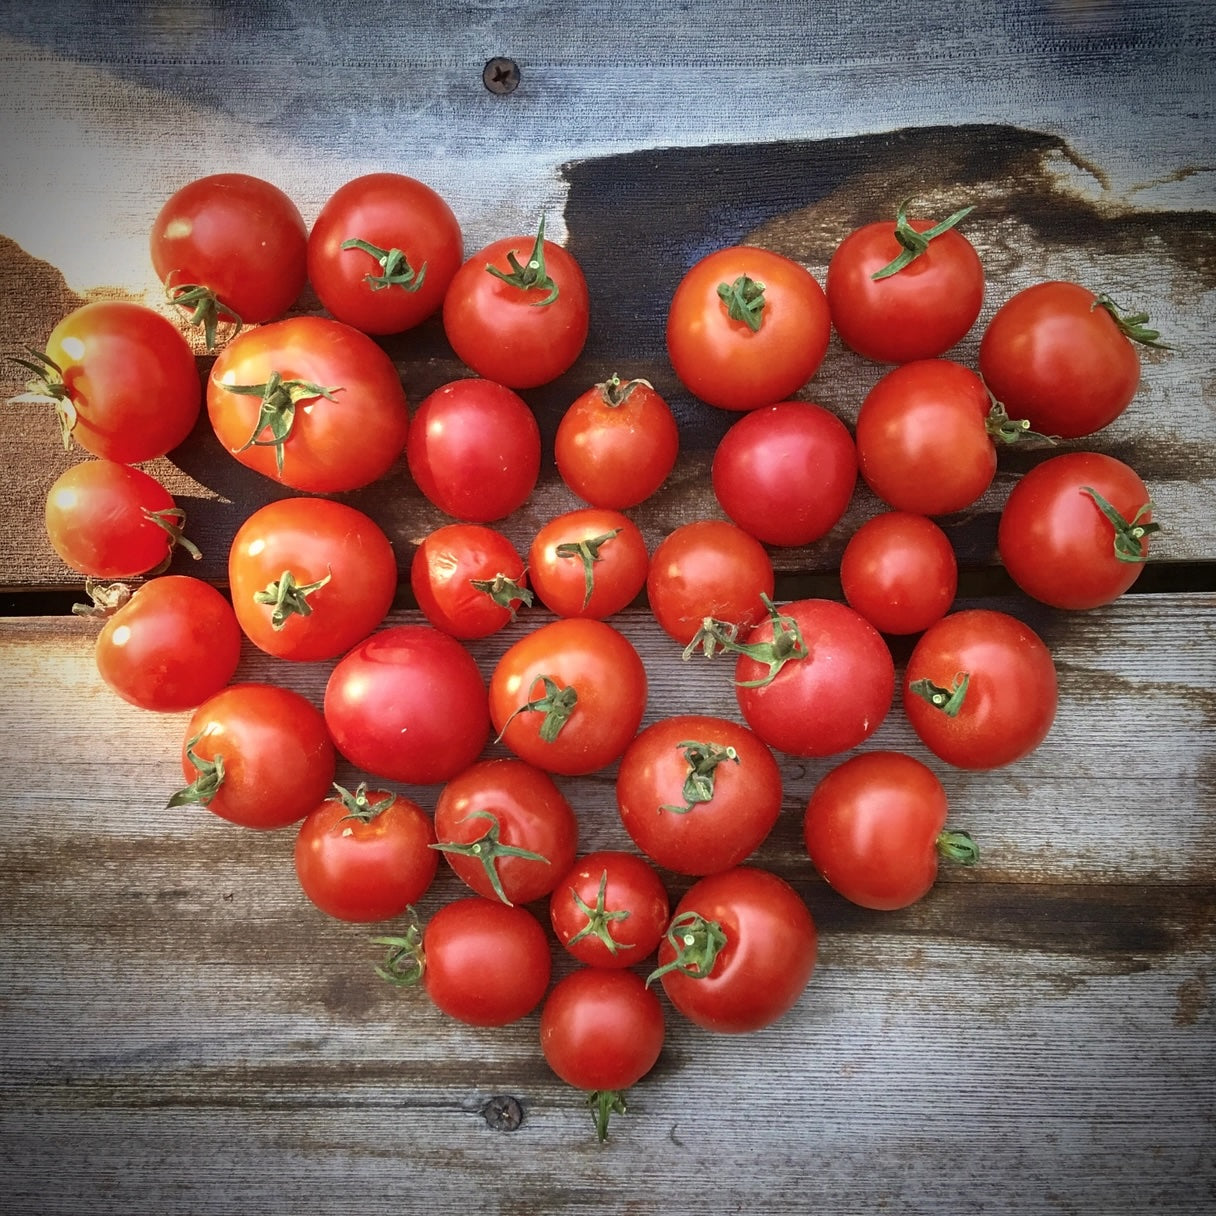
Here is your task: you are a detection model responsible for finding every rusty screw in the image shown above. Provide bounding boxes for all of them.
[482,57,520,95]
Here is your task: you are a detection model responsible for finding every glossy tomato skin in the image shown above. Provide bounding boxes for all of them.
[998,451,1155,609]
[712,401,857,545]
[667,246,830,411]
[616,715,783,875]
[228,497,396,661]
[406,379,541,522]
[307,172,463,335]
[94,576,242,713]
[207,316,409,492]
[904,609,1057,770]
[324,624,490,785]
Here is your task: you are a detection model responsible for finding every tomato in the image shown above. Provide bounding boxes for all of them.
[207,315,409,493]
[228,497,397,661]
[903,608,1058,770]
[307,172,463,335]
[539,967,665,1141]
[997,451,1159,610]
[666,245,830,412]
[433,758,578,905]
[527,508,650,619]
[17,301,201,461]
[45,459,200,579]
[979,281,1164,438]
[489,618,648,776]
[646,519,774,648]
[616,715,782,875]
[711,400,857,545]
[549,850,670,969]
[410,523,531,639]
[168,683,336,830]
[839,511,958,635]
[294,783,438,922]
[826,199,984,363]
[442,218,590,389]
[651,866,817,1034]
[554,374,680,509]
[405,378,541,522]
[88,575,242,713]
[150,172,307,345]
[803,751,978,910]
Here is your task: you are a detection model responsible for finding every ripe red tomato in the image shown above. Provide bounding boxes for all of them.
[306,172,463,335]
[228,497,397,661]
[904,609,1058,770]
[667,245,830,411]
[651,866,817,1034]
[324,624,490,785]
[997,451,1158,609]
[207,315,409,492]
[826,199,983,363]
[803,751,978,910]
[711,400,857,545]
[18,301,201,461]
[433,758,578,905]
[294,783,438,922]
[554,374,680,509]
[616,715,782,875]
[839,511,958,635]
[489,618,648,776]
[405,378,541,522]
[169,683,336,830]
[442,218,590,389]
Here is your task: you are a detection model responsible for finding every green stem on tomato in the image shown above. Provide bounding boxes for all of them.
[660,740,740,814]
[495,674,578,744]
[937,829,980,866]
[1092,293,1170,350]
[334,781,396,824]
[908,672,970,718]
[340,237,428,293]
[870,197,975,280]
[1080,486,1161,563]
[716,274,766,332]
[10,346,77,449]
[588,1089,629,1142]
[563,869,633,955]
[555,529,622,611]
[167,735,225,808]
[371,918,425,987]
[693,594,808,688]
[485,215,559,305]
[645,910,728,987]
[163,281,244,350]
[429,809,549,906]
[252,566,333,630]
[226,370,342,476]
[599,372,652,407]
[469,572,533,619]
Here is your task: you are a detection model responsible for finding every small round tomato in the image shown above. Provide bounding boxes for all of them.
[667,245,830,412]
[406,378,541,522]
[839,511,958,635]
[168,683,336,830]
[442,217,590,389]
[294,783,438,922]
[228,497,397,661]
[904,609,1057,770]
[433,758,578,905]
[554,374,680,509]
[307,172,463,335]
[711,400,857,546]
[998,451,1158,610]
[803,751,978,910]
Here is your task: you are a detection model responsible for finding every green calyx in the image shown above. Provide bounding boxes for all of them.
[660,740,740,814]
[167,734,224,808]
[563,869,633,956]
[599,372,651,407]
[371,918,425,987]
[10,346,77,449]
[430,809,549,905]
[227,370,342,475]
[164,281,243,350]
[646,910,728,987]
[71,577,133,620]
[716,274,766,332]
[1080,486,1161,563]
[909,672,970,718]
[588,1090,628,1142]
[681,615,744,661]
[252,566,333,630]
[340,237,428,293]
[485,215,559,305]
[555,528,622,611]
[871,197,975,280]
[495,674,578,744]
[334,781,395,824]
[144,506,203,572]
[985,391,1055,446]
[684,596,807,686]
[937,829,980,866]
[1092,293,1170,350]
[469,572,534,619]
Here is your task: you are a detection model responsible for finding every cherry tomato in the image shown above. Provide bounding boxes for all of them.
[307,172,463,335]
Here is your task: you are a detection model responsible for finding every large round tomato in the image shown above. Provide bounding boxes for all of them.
[307,172,463,335]
[207,315,409,492]
[667,245,830,411]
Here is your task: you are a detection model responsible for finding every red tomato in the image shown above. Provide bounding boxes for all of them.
[324,624,490,785]
[616,715,783,875]
[406,378,541,522]
[826,200,984,363]
[18,301,201,461]
[554,374,680,509]
[207,315,409,492]
[803,751,978,910]
[489,618,648,776]
[904,609,1058,770]
[839,511,958,635]
[527,508,650,619]
[433,758,578,905]
[442,218,590,389]
[169,683,336,830]
[651,867,817,1034]
[307,172,463,335]
[294,783,438,922]
[997,451,1158,609]
[228,497,397,661]
[711,401,857,545]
